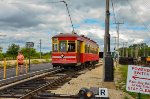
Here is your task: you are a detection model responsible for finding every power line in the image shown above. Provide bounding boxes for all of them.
[110,0,118,40]
[124,0,150,45]
[110,0,117,23]
[126,0,150,32]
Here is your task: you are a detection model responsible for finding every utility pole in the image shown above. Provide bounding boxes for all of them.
[126,42,128,57]
[113,36,117,67]
[113,37,117,51]
[122,42,127,57]
[39,39,42,59]
[114,22,124,64]
[131,46,133,58]
[104,0,114,82]
[0,34,7,53]
[146,45,148,57]
[122,42,125,57]
[143,43,147,57]
[144,44,145,57]
[135,44,139,58]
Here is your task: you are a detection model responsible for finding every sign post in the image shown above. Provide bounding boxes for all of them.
[26,42,34,71]
[138,93,141,99]
[126,65,150,97]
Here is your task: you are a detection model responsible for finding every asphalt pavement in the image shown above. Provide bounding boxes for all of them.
[0,63,53,80]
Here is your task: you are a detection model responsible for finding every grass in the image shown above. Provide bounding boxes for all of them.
[44,59,51,63]
[31,59,51,64]
[119,65,150,99]
[0,59,52,68]
[119,65,128,82]
[0,62,16,68]
[31,60,41,64]
[124,96,130,99]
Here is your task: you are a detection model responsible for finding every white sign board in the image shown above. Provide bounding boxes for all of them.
[99,88,108,97]
[95,88,108,97]
[126,65,150,94]
[26,42,34,48]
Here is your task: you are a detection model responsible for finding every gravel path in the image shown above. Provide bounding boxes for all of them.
[50,64,134,99]
[50,65,103,95]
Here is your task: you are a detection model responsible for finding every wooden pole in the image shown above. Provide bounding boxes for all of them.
[16,58,18,76]
[3,58,6,79]
[26,58,28,73]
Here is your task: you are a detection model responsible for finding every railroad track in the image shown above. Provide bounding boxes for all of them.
[0,67,65,99]
[0,64,101,99]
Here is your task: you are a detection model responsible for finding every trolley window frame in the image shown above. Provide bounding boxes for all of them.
[52,38,58,52]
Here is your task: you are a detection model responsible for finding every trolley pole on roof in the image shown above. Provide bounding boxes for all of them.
[61,1,75,33]
[104,0,114,82]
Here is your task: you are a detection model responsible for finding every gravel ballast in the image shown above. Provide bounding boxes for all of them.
[50,64,134,99]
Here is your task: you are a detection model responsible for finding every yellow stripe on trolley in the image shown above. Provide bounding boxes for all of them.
[80,41,85,53]
[75,40,77,53]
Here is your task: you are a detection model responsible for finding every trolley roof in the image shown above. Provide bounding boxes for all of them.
[52,33,98,46]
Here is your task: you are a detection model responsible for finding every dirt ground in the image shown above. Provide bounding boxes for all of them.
[50,64,134,99]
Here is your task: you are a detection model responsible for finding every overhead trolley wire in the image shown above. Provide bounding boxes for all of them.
[126,0,150,44]
[126,0,150,32]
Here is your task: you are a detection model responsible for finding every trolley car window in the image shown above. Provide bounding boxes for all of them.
[77,41,80,53]
[88,45,90,53]
[68,41,75,52]
[53,44,58,52]
[53,38,58,43]
[85,44,88,53]
[59,41,67,52]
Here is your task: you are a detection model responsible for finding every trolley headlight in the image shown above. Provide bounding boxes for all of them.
[86,91,93,98]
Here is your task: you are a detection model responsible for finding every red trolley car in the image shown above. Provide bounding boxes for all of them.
[52,33,99,68]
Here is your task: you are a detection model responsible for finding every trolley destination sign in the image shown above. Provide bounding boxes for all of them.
[126,65,150,94]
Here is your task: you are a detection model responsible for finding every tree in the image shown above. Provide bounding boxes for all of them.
[122,43,149,58]
[6,43,20,59]
[0,46,2,53]
[42,52,51,59]
[21,47,40,59]
[0,46,3,60]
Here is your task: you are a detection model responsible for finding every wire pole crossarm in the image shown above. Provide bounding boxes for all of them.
[61,1,75,33]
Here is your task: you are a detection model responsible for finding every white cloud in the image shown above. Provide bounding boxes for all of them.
[0,0,149,52]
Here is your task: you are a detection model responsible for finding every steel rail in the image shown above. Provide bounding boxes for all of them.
[0,62,102,99]
[0,68,63,91]
[19,74,69,99]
